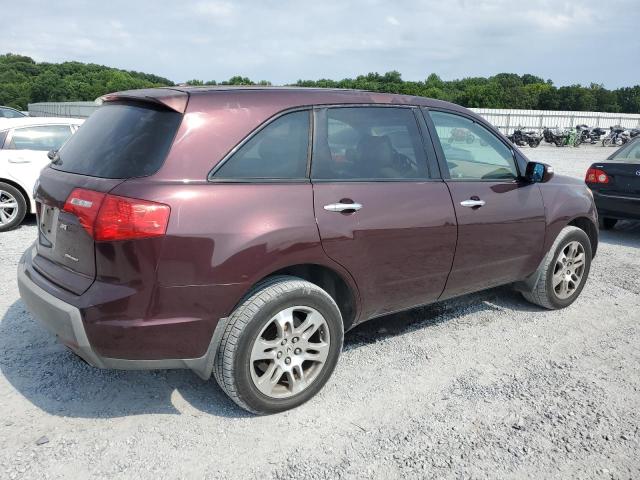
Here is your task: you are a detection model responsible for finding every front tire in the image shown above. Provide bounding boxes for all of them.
[521,226,592,310]
[0,182,27,232]
[213,276,344,414]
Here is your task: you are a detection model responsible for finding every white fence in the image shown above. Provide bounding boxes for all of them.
[28,101,640,134]
[28,101,99,118]
[471,108,640,134]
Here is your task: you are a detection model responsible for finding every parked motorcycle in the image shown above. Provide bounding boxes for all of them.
[543,127,575,147]
[575,125,606,145]
[508,128,542,148]
[602,126,629,147]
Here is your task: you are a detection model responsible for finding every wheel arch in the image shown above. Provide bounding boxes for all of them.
[567,215,598,257]
[240,263,360,332]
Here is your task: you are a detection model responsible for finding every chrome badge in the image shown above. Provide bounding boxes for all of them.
[64,253,79,262]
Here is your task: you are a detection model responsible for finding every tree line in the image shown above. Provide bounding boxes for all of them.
[2,53,639,113]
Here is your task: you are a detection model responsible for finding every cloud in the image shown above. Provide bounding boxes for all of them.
[386,16,400,26]
[0,0,638,88]
[192,1,235,21]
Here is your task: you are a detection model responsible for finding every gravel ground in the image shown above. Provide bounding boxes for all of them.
[1,143,639,479]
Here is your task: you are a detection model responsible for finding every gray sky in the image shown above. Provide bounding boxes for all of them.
[3,0,639,87]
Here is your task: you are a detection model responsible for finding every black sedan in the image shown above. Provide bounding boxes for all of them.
[585,138,640,229]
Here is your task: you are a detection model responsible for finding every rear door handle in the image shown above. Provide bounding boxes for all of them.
[323,202,363,212]
[460,199,485,208]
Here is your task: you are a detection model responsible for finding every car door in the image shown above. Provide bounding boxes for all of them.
[312,106,457,319]
[424,108,546,299]
[2,124,74,194]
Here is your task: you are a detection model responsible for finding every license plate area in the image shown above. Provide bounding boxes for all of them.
[38,203,59,249]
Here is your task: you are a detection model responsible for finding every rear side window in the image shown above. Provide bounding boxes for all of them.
[7,125,72,151]
[0,107,25,118]
[614,141,640,162]
[212,110,310,180]
[0,130,7,148]
[311,107,428,180]
[52,103,182,179]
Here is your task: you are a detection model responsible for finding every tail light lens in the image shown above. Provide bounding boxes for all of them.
[63,188,170,241]
[585,168,610,184]
[63,188,106,235]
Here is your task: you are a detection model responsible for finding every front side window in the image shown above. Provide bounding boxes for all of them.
[428,110,518,180]
[7,125,72,151]
[312,107,428,180]
[213,110,310,180]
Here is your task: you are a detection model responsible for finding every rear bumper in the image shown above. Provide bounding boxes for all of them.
[593,191,640,220]
[17,249,225,380]
[18,258,105,368]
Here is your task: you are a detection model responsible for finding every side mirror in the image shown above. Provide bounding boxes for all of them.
[525,161,554,183]
[47,149,57,161]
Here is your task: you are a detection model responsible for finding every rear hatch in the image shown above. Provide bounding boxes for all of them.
[32,92,185,295]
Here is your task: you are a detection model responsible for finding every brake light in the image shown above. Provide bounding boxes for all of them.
[585,168,610,184]
[63,188,105,236]
[63,188,170,241]
[94,195,170,241]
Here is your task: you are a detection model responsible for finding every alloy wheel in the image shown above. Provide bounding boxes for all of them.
[249,306,331,399]
[0,189,19,226]
[552,241,586,300]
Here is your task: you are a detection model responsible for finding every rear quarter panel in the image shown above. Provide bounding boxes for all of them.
[107,180,361,357]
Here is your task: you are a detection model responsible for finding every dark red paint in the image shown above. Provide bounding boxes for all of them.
[25,87,598,361]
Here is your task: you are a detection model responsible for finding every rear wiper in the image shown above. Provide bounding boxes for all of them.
[47,149,62,165]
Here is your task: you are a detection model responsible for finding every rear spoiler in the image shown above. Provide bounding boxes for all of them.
[100,88,188,113]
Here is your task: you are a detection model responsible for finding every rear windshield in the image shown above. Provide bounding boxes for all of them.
[52,102,182,179]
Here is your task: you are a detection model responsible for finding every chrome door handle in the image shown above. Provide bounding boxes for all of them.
[323,202,363,212]
[460,199,485,208]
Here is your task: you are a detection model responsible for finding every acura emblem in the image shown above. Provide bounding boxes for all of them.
[636,170,640,176]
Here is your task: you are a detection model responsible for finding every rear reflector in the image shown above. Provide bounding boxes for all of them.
[585,168,610,184]
[63,188,170,241]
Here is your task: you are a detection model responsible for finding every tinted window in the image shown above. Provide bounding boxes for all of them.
[429,111,518,180]
[53,103,182,179]
[213,110,310,180]
[7,125,72,151]
[0,130,7,148]
[312,107,427,180]
[0,107,25,118]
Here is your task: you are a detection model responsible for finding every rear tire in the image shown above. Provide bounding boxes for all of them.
[0,182,27,232]
[599,217,617,230]
[213,276,344,414]
[521,226,592,310]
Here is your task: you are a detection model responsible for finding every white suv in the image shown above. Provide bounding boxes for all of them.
[0,117,83,231]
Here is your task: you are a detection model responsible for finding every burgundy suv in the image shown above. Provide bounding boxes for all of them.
[18,87,598,414]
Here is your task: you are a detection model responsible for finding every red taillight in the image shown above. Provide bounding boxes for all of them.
[94,194,170,241]
[63,188,170,241]
[585,168,610,184]
[63,188,105,236]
